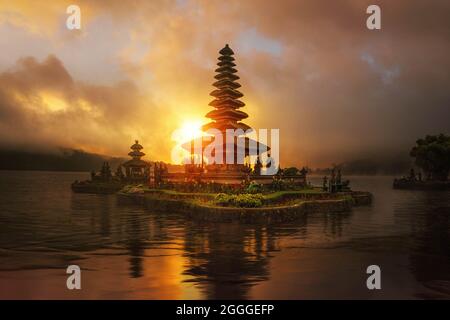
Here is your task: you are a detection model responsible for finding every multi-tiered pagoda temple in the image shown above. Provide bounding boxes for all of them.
[201,44,268,174]
[203,44,250,133]
[177,44,271,184]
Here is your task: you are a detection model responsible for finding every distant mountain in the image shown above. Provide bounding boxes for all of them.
[314,156,412,176]
[0,148,414,175]
[0,148,126,172]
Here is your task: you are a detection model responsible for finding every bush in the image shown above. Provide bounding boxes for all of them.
[245,181,264,194]
[121,184,147,194]
[282,167,299,176]
[235,194,264,207]
[269,178,302,191]
[341,195,356,205]
[213,193,264,208]
[269,178,287,191]
[214,193,232,206]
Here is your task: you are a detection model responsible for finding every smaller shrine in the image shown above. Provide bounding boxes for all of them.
[119,140,151,183]
[72,161,122,194]
[322,167,350,193]
[91,162,113,182]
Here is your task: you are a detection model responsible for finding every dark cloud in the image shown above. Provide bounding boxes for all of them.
[224,0,450,166]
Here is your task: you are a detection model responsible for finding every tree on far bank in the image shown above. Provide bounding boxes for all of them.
[410,134,450,181]
[282,167,299,176]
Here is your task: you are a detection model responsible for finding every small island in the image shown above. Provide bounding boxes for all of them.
[393,134,450,190]
[73,45,372,222]
[71,140,152,194]
[117,180,371,223]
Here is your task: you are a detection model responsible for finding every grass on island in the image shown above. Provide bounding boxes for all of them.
[119,184,343,208]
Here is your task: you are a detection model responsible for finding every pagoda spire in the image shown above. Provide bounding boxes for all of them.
[202,44,251,132]
[128,140,145,160]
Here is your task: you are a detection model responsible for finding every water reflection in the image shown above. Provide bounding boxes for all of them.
[395,191,450,298]
[182,223,272,299]
[182,212,352,299]
[0,172,449,299]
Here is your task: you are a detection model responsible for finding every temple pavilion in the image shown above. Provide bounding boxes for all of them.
[121,140,150,182]
[182,44,269,181]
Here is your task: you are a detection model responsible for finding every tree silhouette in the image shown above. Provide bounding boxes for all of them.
[410,134,450,181]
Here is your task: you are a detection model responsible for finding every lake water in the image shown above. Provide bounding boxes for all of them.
[0,171,449,299]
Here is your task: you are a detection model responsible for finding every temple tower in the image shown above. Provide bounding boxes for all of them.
[203,44,250,133]
[182,44,269,180]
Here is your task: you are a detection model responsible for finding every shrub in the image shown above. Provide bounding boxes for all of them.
[121,184,146,194]
[213,193,264,208]
[214,193,232,206]
[269,178,287,191]
[282,167,299,176]
[341,194,356,204]
[245,181,264,194]
[234,194,264,207]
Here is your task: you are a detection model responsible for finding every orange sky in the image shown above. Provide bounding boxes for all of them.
[0,0,449,167]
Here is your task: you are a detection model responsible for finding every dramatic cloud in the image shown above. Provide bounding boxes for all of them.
[0,55,171,156]
[0,0,449,166]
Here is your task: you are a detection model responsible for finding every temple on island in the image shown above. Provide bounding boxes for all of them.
[118,140,150,182]
[178,44,271,183]
[73,45,308,192]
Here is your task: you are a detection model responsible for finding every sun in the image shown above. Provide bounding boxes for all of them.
[172,120,205,144]
[171,119,206,164]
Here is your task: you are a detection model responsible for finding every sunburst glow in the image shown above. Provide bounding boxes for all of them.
[172,120,204,144]
[171,119,205,164]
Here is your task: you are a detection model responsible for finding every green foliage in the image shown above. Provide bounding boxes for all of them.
[245,181,264,194]
[158,181,245,194]
[121,184,150,194]
[410,134,450,181]
[213,193,264,208]
[282,167,299,176]
[269,178,299,191]
[269,178,284,191]
[341,194,356,205]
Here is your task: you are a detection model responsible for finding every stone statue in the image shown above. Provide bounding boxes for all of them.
[265,153,273,171]
[336,169,342,192]
[323,176,328,191]
[254,157,262,176]
[300,167,308,177]
[330,168,336,193]
[410,168,416,181]
[115,165,124,179]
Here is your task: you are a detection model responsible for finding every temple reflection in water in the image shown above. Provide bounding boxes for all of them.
[70,192,352,299]
[1,172,448,299]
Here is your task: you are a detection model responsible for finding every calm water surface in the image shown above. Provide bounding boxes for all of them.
[0,171,449,299]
